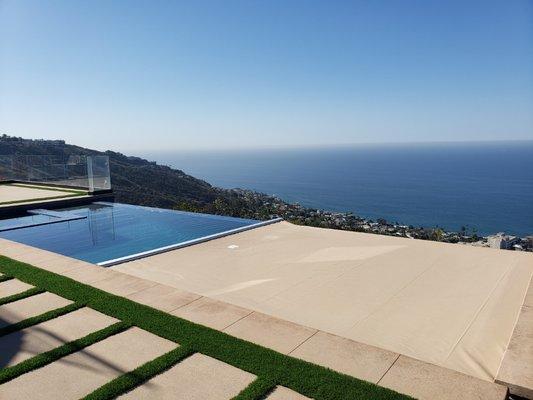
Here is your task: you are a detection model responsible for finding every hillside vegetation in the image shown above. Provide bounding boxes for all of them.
[0,135,282,220]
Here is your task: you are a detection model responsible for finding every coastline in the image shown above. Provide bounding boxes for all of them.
[142,142,533,238]
[222,188,533,252]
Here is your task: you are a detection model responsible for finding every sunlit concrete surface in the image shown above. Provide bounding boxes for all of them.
[0,183,79,205]
[114,221,533,381]
[118,353,256,400]
[0,327,176,400]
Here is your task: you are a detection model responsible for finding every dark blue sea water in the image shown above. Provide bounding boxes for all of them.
[142,142,533,237]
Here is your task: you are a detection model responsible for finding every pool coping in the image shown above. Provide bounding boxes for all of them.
[97,217,283,267]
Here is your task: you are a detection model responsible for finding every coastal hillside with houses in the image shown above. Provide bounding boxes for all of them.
[2,135,531,251]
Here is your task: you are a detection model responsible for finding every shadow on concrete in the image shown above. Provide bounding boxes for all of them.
[0,314,24,368]
[0,306,164,394]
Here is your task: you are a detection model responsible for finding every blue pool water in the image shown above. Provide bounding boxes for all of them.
[0,202,259,265]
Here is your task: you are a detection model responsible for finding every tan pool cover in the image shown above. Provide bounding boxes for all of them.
[114,221,533,381]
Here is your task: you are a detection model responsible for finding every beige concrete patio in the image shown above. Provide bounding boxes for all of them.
[113,221,533,382]
[0,237,514,400]
[0,183,82,205]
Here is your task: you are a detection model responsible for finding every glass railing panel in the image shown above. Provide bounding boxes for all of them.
[0,154,111,192]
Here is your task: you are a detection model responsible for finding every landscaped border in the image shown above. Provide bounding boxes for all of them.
[0,255,414,400]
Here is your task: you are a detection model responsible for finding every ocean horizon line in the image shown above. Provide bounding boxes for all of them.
[128,139,533,154]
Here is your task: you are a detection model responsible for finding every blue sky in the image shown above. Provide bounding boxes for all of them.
[1,0,532,151]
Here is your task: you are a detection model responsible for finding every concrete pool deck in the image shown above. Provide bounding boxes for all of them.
[111,221,533,384]
[1,237,515,399]
[0,221,531,399]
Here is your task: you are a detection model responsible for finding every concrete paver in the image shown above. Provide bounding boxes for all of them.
[290,330,399,383]
[172,297,252,330]
[0,327,177,399]
[62,264,119,284]
[0,238,34,258]
[90,273,158,297]
[379,355,508,400]
[0,279,33,298]
[126,284,201,312]
[0,292,72,328]
[223,312,317,354]
[21,253,95,274]
[0,244,90,274]
[0,308,118,368]
[496,305,533,399]
[266,386,311,399]
[119,353,255,399]
[0,307,118,367]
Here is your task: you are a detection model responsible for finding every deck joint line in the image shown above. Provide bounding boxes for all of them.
[221,309,255,331]
[287,329,319,355]
[376,354,401,385]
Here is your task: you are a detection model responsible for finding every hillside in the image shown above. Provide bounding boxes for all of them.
[2,134,523,247]
[0,135,283,220]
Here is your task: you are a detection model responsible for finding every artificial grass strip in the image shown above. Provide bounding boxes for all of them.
[0,287,44,306]
[0,302,83,337]
[82,346,194,400]
[0,256,414,400]
[232,377,277,400]
[0,321,130,384]
[0,275,13,283]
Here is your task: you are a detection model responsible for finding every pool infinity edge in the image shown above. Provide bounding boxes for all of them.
[98,217,283,267]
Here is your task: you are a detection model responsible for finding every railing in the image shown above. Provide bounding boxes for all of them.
[0,155,111,192]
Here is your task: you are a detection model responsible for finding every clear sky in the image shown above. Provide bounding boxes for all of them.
[1,0,532,151]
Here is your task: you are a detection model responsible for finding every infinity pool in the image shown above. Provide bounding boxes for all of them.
[0,202,268,265]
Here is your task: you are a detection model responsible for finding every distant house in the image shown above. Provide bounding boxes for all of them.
[525,236,533,250]
[487,232,520,250]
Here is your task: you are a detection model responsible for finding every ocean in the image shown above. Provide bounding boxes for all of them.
[140,141,533,237]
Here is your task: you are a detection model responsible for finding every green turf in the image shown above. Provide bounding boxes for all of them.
[0,302,83,337]
[0,275,13,283]
[0,287,44,306]
[233,377,277,400]
[83,346,194,400]
[0,256,414,400]
[0,321,130,384]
